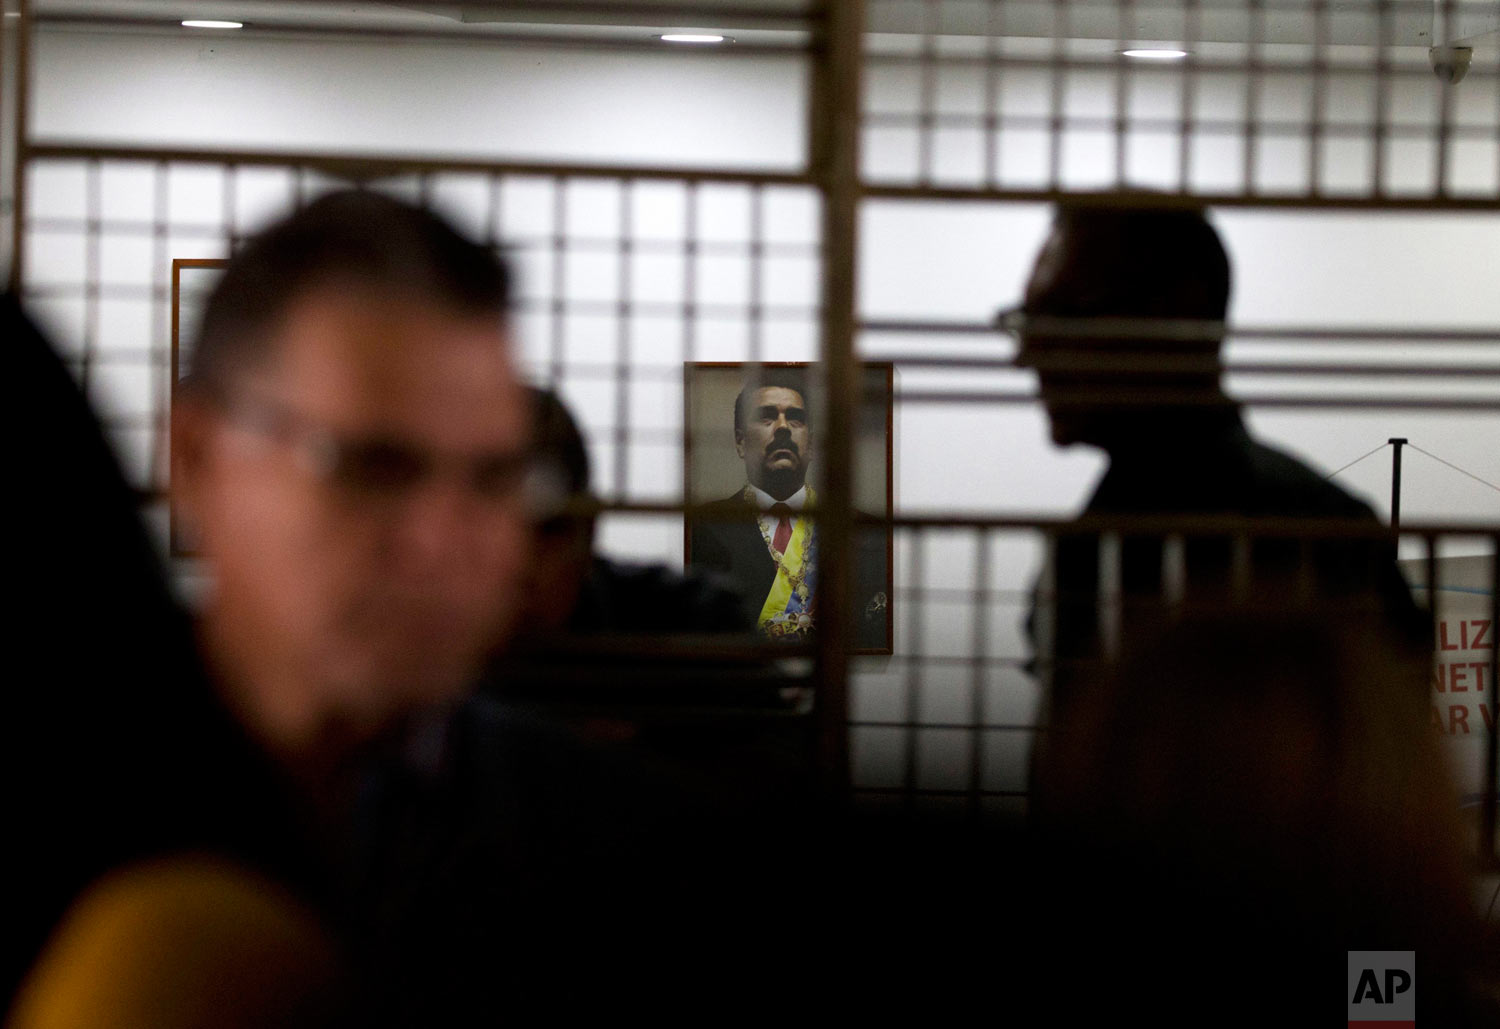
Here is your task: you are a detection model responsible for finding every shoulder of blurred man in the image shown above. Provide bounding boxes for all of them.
[342,692,788,1011]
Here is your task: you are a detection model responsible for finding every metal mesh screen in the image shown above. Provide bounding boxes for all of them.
[3,0,1496,867]
[863,0,1500,202]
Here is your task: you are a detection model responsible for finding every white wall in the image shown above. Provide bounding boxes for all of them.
[32,29,809,169]
[23,26,1499,800]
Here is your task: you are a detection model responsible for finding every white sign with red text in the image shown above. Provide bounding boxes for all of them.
[1402,555,1495,810]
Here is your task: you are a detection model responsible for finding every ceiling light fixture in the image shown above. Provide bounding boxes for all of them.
[658,33,729,44]
[1122,48,1189,60]
[182,20,244,29]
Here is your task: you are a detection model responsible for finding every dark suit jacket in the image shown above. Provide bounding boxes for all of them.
[689,491,891,652]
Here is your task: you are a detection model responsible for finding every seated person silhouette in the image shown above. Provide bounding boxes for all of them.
[488,386,803,706]
[513,386,746,642]
[484,389,814,802]
[1003,200,1427,724]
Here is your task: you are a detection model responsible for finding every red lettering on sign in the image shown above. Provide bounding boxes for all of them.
[1439,622,1460,651]
[1481,704,1494,733]
[1471,662,1490,693]
[1472,619,1492,650]
[1433,665,1447,693]
[1449,705,1470,735]
[1451,664,1470,693]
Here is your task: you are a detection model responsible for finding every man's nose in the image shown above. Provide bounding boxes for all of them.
[393,480,501,566]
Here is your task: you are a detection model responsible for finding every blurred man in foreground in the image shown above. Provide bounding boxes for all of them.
[173,190,533,816]
[168,190,576,1020]
[11,189,518,1026]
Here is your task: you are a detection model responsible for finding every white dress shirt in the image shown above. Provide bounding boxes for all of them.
[747,483,808,550]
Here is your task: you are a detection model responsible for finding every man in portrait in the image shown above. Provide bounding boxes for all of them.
[688,367,890,651]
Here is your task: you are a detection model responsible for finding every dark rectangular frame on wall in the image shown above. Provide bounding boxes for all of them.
[169,257,228,557]
[682,360,895,656]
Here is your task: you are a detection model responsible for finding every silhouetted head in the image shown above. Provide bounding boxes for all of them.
[173,190,531,772]
[1010,200,1232,449]
[733,367,813,501]
[517,386,596,635]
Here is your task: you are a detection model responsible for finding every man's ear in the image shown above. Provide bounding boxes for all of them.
[734,428,745,460]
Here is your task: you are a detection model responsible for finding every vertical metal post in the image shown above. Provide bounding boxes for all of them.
[1424,533,1439,664]
[808,0,864,800]
[6,0,29,295]
[1372,0,1390,196]
[903,531,924,811]
[1243,0,1263,195]
[1,0,8,280]
[968,528,992,820]
[1486,535,1499,868]
[613,177,632,501]
[1389,436,1407,533]
[549,177,566,387]
[1433,0,1457,196]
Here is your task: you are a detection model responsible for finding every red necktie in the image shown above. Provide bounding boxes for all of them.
[770,503,793,555]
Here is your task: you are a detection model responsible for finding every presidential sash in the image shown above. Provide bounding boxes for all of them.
[752,485,818,640]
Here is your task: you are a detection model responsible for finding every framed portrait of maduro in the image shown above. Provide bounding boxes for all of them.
[683,361,894,655]
[169,258,229,556]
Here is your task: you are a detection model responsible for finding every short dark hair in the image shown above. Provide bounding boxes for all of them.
[528,386,590,498]
[186,189,511,396]
[1036,200,1231,323]
[732,367,812,434]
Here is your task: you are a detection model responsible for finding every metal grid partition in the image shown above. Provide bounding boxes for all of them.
[3,0,1497,870]
[849,0,1500,873]
[2,0,867,798]
[862,0,1500,202]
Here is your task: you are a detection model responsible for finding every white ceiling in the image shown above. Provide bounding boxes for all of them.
[26,0,1500,49]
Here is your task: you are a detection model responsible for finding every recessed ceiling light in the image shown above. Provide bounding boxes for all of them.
[182,20,244,29]
[1122,48,1189,60]
[658,33,729,44]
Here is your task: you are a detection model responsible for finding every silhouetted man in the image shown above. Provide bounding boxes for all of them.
[688,368,889,650]
[1005,200,1425,724]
